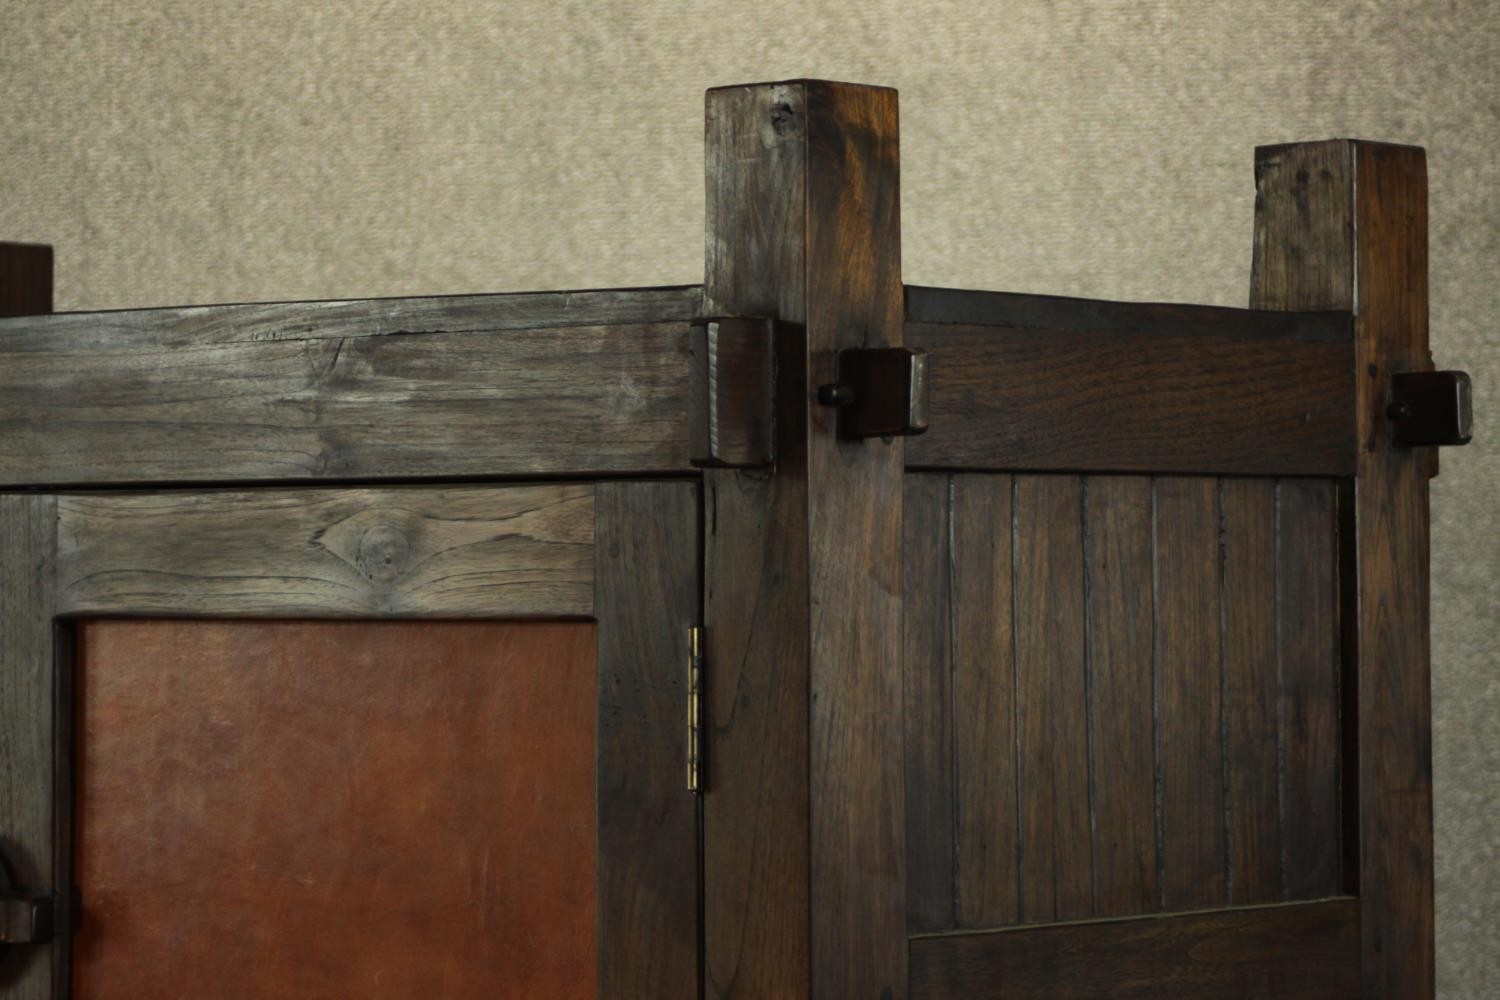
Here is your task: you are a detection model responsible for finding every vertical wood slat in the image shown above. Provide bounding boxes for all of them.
[1013,475,1091,923]
[1153,477,1226,911]
[904,475,955,933]
[1252,139,1435,998]
[1,242,56,999]
[951,474,1018,928]
[1277,479,1343,898]
[1084,476,1158,917]
[595,482,700,999]
[1220,479,1282,904]
[0,495,57,1000]
[702,80,907,999]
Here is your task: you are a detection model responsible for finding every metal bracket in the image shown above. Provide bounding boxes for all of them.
[818,347,929,440]
[1388,370,1473,447]
[688,317,777,468]
[0,893,53,947]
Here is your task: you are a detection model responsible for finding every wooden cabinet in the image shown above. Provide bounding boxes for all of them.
[0,80,1469,999]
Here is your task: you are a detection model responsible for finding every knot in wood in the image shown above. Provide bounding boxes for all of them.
[355,523,410,584]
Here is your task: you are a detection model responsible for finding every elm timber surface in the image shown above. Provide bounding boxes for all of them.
[0,286,699,486]
[73,619,598,1000]
[593,481,701,999]
[903,288,1354,476]
[702,79,907,1000]
[1251,138,1436,998]
[55,484,595,619]
[902,472,1343,934]
[908,898,1360,999]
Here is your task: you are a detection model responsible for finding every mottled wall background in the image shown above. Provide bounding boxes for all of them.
[3,1,1495,994]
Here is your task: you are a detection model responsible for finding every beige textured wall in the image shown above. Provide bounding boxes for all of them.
[4,1,1495,994]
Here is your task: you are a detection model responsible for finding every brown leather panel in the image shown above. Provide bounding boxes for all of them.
[73,619,597,999]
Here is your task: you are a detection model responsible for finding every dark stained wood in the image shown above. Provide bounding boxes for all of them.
[904,319,1354,476]
[951,473,1018,928]
[702,79,907,999]
[1276,479,1343,900]
[903,474,955,933]
[0,287,700,487]
[701,81,812,1000]
[1252,139,1435,998]
[904,285,1351,343]
[0,243,53,318]
[1013,475,1091,923]
[0,495,56,1000]
[55,485,595,618]
[688,317,776,467]
[1083,476,1158,917]
[72,620,598,1000]
[908,898,1361,999]
[594,481,701,999]
[1153,477,1226,910]
[1219,479,1282,904]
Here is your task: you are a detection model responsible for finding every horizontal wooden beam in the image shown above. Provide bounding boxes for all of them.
[905,287,1355,476]
[0,282,1359,485]
[55,484,595,618]
[909,899,1360,999]
[0,286,701,486]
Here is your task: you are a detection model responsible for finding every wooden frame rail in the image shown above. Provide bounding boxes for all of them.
[0,282,1357,487]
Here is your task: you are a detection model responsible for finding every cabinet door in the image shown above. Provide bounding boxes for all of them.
[0,481,700,1000]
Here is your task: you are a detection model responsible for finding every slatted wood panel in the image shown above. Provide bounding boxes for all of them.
[903,472,1343,932]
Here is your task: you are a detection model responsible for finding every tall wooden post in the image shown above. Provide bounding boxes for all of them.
[1250,141,1435,998]
[0,241,56,1000]
[701,81,908,998]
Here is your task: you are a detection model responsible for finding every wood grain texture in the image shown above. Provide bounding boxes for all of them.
[1252,139,1435,998]
[55,485,594,618]
[0,243,53,318]
[903,474,955,934]
[594,481,701,999]
[904,301,1354,476]
[0,286,699,486]
[702,79,907,999]
[1276,480,1342,900]
[1153,477,1226,910]
[702,81,811,1000]
[951,474,1018,928]
[72,620,598,1000]
[1013,475,1091,923]
[909,898,1360,1000]
[1219,479,1281,905]
[1084,476,1158,917]
[0,495,56,1000]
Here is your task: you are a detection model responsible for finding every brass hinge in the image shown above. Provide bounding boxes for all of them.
[687,625,704,794]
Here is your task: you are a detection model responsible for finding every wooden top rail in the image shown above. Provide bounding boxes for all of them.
[0,282,1356,486]
[904,285,1356,476]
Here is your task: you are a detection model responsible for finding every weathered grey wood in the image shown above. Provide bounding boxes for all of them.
[703,79,907,1000]
[1252,139,1435,998]
[0,288,699,486]
[595,481,700,999]
[56,485,594,618]
[0,494,57,1000]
